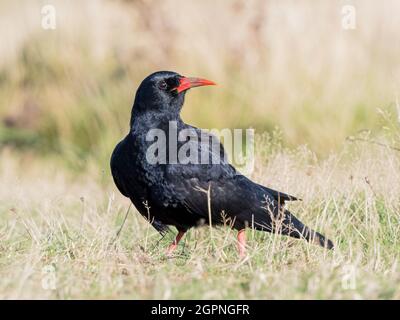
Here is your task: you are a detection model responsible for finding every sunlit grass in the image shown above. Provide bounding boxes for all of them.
[1,1,400,169]
[0,137,399,299]
[0,0,400,299]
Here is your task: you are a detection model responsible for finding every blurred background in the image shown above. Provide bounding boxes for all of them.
[1,0,399,171]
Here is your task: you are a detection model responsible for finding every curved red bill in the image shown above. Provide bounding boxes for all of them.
[175,77,216,93]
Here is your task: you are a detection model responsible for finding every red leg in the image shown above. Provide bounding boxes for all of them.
[166,230,186,256]
[237,229,246,258]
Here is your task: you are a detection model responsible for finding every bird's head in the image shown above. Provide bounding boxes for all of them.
[132,71,216,119]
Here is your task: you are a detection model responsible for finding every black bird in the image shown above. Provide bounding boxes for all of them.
[111,71,333,257]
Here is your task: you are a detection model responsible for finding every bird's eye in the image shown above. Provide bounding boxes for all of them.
[158,81,168,90]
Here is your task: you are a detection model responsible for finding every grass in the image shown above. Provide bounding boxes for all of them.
[1,136,399,299]
[1,0,400,299]
[1,0,400,168]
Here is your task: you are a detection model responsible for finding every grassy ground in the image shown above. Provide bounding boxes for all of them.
[1,0,400,299]
[1,136,399,299]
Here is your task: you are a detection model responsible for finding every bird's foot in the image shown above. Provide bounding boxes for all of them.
[237,229,247,259]
[165,230,186,258]
[166,243,178,257]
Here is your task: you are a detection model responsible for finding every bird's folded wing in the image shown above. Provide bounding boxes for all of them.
[165,163,280,229]
[163,128,298,226]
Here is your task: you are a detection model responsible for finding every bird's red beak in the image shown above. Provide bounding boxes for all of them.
[175,77,216,93]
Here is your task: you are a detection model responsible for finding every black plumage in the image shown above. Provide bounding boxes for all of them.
[111,71,333,256]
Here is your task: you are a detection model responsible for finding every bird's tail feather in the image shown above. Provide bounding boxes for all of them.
[253,209,334,250]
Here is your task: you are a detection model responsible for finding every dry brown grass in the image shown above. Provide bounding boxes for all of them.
[0,0,399,299]
[0,136,399,299]
[1,0,400,160]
